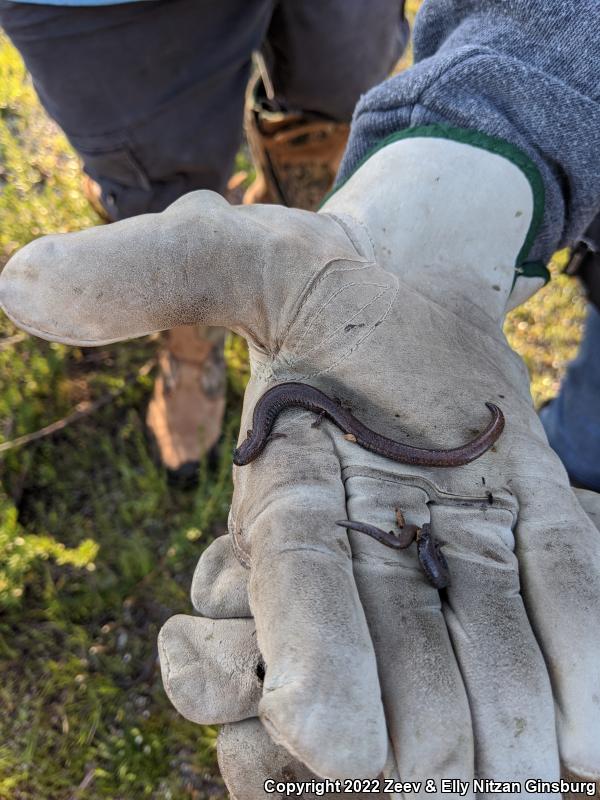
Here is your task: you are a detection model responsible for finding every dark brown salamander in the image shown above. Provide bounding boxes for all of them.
[337,520,450,589]
[233,382,504,467]
[335,520,419,550]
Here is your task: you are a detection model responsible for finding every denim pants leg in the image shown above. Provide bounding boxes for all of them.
[0,0,273,217]
[263,1,408,121]
[0,0,407,220]
[540,302,600,491]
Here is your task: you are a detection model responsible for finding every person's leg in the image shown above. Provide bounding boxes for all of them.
[0,0,272,482]
[244,0,408,209]
[265,0,408,121]
[540,302,600,492]
[0,0,272,218]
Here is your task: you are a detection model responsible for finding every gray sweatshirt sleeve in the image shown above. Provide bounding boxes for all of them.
[337,0,600,262]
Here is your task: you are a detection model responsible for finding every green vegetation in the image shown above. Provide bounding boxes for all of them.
[0,33,242,800]
[0,18,585,800]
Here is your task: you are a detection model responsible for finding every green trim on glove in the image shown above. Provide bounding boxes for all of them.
[513,259,551,289]
[324,123,546,277]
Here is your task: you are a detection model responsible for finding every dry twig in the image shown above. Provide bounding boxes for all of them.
[0,358,155,454]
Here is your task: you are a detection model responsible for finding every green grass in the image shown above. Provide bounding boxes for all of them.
[0,33,247,800]
[0,20,586,800]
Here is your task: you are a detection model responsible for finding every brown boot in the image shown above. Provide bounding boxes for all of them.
[146,325,227,485]
[82,179,226,485]
[243,77,349,212]
[82,175,114,223]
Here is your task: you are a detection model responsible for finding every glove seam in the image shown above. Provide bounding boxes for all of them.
[289,281,393,364]
[286,286,397,380]
[340,467,519,525]
[273,254,380,358]
[324,211,377,262]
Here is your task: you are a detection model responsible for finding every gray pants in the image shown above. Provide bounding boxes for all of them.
[0,0,407,219]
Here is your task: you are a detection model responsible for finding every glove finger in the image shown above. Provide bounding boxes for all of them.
[217,719,392,800]
[0,194,355,348]
[345,477,475,796]
[191,533,250,618]
[431,502,560,794]
[158,614,262,724]
[234,417,387,779]
[514,475,600,779]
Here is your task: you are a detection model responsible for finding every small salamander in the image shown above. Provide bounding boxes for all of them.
[234,382,501,588]
[233,382,504,467]
[337,520,450,589]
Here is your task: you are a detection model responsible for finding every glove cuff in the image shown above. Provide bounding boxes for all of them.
[321,124,549,317]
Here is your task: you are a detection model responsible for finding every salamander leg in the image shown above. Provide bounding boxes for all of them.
[311,411,326,428]
[267,432,287,443]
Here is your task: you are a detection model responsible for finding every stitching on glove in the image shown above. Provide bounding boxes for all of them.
[293,262,381,349]
[294,271,389,347]
[230,520,251,569]
[291,281,392,355]
[288,285,398,379]
[276,255,375,353]
[324,212,377,261]
[340,467,519,524]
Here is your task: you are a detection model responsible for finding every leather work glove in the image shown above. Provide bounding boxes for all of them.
[158,487,600,800]
[1,131,599,794]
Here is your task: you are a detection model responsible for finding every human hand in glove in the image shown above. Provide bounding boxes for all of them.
[159,488,600,800]
[1,129,599,792]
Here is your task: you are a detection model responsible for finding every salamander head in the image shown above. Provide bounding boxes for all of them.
[233,430,257,466]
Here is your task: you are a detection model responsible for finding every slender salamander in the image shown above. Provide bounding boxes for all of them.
[233,382,504,467]
[337,520,450,589]
[235,382,498,587]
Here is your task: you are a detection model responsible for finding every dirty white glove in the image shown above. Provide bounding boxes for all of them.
[160,488,600,800]
[1,133,599,794]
